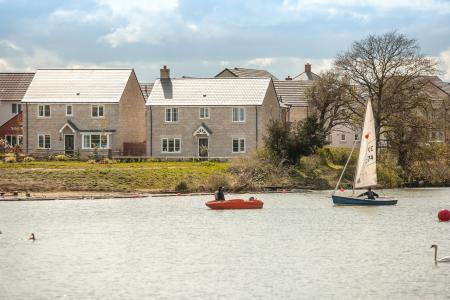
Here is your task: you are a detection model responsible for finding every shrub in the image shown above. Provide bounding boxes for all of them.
[207,174,231,191]
[4,156,16,163]
[99,158,116,164]
[298,155,321,178]
[175,180,189,192]
[23,156,35,162]
[87,159,96,164]
[54,154,69,161]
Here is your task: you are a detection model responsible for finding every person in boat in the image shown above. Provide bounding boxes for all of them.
[214,187,225,201]
[357,187,379,199]
[28,233,35,241]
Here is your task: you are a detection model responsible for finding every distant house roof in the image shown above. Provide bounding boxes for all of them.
[139,82,154,100]
[146,78,272,106]
[0,73,35,102]
[426,76,450,95]
[22,69,133,103]
[292,63,320,81]
[273,80,314,107]
[215,68,278,80]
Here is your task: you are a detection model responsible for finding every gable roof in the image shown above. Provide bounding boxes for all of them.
[147,77,272,106]
[139,82,154,100]
[215,68,278,80]
[426,76,450,95]
[0,73,35,102]
[292,71,320,81]
[273,80,314,107]
[22,69,133,103]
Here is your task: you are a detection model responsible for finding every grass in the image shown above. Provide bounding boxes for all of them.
[0,160,229,193]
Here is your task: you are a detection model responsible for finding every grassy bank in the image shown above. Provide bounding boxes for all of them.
[2,146,447,193]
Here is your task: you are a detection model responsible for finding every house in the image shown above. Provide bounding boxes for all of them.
[424,76,450,144]
[215,67,278,80]
[146,66,284,158]
[0,73,34,147]
[22,69,146,158]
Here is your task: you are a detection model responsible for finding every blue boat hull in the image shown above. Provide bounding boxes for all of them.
[332,195,397,206]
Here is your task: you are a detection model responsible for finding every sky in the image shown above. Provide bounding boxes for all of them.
[0,0,450,82]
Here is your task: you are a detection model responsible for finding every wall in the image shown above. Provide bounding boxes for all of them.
[0,101,21,127]
[24,103,120,157]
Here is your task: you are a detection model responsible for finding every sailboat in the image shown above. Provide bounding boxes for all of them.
[331,99,397,206]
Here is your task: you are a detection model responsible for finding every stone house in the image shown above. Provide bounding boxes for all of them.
[22,69,146,158]
[146,67,284,158]
[0,73,34,147]
[424,77,450,144]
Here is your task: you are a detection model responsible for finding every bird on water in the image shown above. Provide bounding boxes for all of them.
[431,244,450,263]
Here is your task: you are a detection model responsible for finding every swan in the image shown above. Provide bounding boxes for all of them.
[431,244,450,263]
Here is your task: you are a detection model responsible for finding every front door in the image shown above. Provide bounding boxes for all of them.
[64,134,74,155]
[198,138,209,157]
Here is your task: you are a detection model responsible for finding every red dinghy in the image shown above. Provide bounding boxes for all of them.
[205,199,264,210]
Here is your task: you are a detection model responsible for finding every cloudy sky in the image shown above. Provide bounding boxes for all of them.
[0,0,450,82]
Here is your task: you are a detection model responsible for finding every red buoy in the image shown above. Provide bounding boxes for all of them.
[438,209,450,222]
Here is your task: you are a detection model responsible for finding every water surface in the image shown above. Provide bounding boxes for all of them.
[1,189,450,299]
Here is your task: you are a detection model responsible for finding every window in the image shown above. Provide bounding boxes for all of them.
[232,138,245,153]
[232,107,245,122]
[199,107,209,119]
[92,105,104,118]
[12,103,22,114]
[38,105,50,117]
[354,134,359,140]
[165,108,178,122]
[82,134,109,149]
[38,134,51,149]
[66,105,73,116]
[5,135,23,146]
[340,134,346,141]
[161,138,181,153]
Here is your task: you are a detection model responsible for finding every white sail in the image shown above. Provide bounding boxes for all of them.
[354,99,377,188]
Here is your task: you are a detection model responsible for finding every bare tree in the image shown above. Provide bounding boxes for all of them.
[334,32,438,147]
[305,71,353,136]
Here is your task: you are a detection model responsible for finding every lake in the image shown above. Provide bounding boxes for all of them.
[1,188,450,299]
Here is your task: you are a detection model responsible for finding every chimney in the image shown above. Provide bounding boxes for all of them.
[285,75,292,80]
[160,65,170,79]
[305,63,311,73]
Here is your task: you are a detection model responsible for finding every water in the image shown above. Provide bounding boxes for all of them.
[1,188,450,299]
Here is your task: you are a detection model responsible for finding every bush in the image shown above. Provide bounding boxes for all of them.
[207,174,231,191]
[4,156,17,163]
[53,154,69,161]
[298,155,321,178]
[23,156,35,162]
[99,158,116,164]
[175,180,189,192]
[87,159,96,164]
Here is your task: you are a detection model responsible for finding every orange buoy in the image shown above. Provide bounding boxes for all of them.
[438,209,450,222]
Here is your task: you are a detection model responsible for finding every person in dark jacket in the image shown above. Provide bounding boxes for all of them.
[357,187,379,199]
[214,187,225,201]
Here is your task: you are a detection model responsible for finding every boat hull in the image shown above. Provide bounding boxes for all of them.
[206,199,264,210]
[332,195,397,206]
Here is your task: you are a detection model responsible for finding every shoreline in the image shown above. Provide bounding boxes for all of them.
[0,189,314,201]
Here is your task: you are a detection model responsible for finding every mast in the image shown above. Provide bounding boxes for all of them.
[332,139,358,196]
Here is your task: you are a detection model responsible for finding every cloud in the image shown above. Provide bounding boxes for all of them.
[282,0,450,15]
[49,0,222,48]
[0,58,13,71]
[0,40,23,52]
[439,47,450,81]
[246,57,276,67]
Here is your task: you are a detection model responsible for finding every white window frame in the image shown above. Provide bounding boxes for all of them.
[12,103,22,114]
[81,133,110,149]
[5,135,23,146]
[66,104,73,116]
[232,107,246,122]
[37,104,51,118]
[161,138,181,153]
[354,134,359,141]
[165,108,179,123]
[232,138,246,153]
[37,134,51,149]
[91,104,105,118]
[199,107,210,119]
